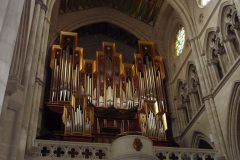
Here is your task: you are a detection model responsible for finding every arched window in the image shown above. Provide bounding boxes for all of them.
[176,27,185,56]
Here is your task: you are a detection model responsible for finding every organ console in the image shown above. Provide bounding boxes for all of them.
[48,31,170,144]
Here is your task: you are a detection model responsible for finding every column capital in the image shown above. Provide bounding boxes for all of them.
[35,0,43,5]
[36,77,45,87]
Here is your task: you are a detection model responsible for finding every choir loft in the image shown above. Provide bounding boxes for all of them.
[0,0,240,160]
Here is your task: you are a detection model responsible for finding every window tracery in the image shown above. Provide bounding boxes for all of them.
[221,6,240,61]
[205,32,230,86]
[175,64,203,132]
[203,5,240,89]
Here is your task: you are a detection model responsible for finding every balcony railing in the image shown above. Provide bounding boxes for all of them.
[27,140,217,160]
[153,146,216,160]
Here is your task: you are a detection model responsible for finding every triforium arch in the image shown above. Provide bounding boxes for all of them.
[185,62,203,119]
[227,81,240,159]
[175,80,189,131]
[191,131,214,149]
[203,30,228,87]
[218,2,240,62]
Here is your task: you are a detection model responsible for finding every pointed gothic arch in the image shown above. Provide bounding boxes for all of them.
[227,81,240,159]
[191,131,214,149]
[218,2,240,62]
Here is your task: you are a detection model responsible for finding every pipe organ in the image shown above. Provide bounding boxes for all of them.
[49,31,169,143]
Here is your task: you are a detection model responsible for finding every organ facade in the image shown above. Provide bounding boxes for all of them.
[48,31,170,144]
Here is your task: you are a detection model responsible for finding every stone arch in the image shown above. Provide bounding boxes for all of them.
[48,8,155,51]
[218,2,240,61]
[218,1,236,37]
[184,62,203,117]
[203,27,218,54]
[175,79,189,130]
[203,30,226,86]
[48,0,197,39]
[227,81,240,159]
[191,131,214,149]
[184,61,196,81]
[165,0,195,39]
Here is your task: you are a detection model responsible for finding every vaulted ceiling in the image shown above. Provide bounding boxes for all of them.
[59,0,165,25]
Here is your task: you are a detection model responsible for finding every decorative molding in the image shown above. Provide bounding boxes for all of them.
[36,77,45,86]
[41,4,48,12]
[153,146,216,160]
[28,140,217,159]
[31,140,111,159]
[202,94,213,101]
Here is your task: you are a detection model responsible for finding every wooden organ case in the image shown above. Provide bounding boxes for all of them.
[48,31,174,146]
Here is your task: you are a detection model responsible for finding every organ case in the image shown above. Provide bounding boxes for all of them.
[48,31,169,143]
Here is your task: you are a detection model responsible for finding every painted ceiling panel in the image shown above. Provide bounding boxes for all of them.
[60,0,164,25]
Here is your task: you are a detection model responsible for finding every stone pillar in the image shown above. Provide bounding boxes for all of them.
[216,51,227,75]
[173,98,181,133]
[0,95,10,159]
[0,78,22,160]
[0,1,9,33]
[26,2,47,150]
[188,91,198,115]
[208,60,221,84]
[222,38,236,63]
[14,1,42,160]
[0,0,25,116]
[28,1,50,149]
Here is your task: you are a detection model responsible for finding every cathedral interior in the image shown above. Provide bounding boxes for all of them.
[0,0,240,160]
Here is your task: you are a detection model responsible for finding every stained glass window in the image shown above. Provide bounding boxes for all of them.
[199,0,211,7]
[176,27,185,56]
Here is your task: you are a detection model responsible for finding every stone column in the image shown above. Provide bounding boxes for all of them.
[209,60,221,84]
[28,2,50,148]
[0,0,25,116]
[216,50,227,75]
[0,95,10,159]
[222,37,237,62]
[26,2,47,150]
[0,78,22,160]
[188,91,198,115]
[14,1,42,160]
[173,98,182,133]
